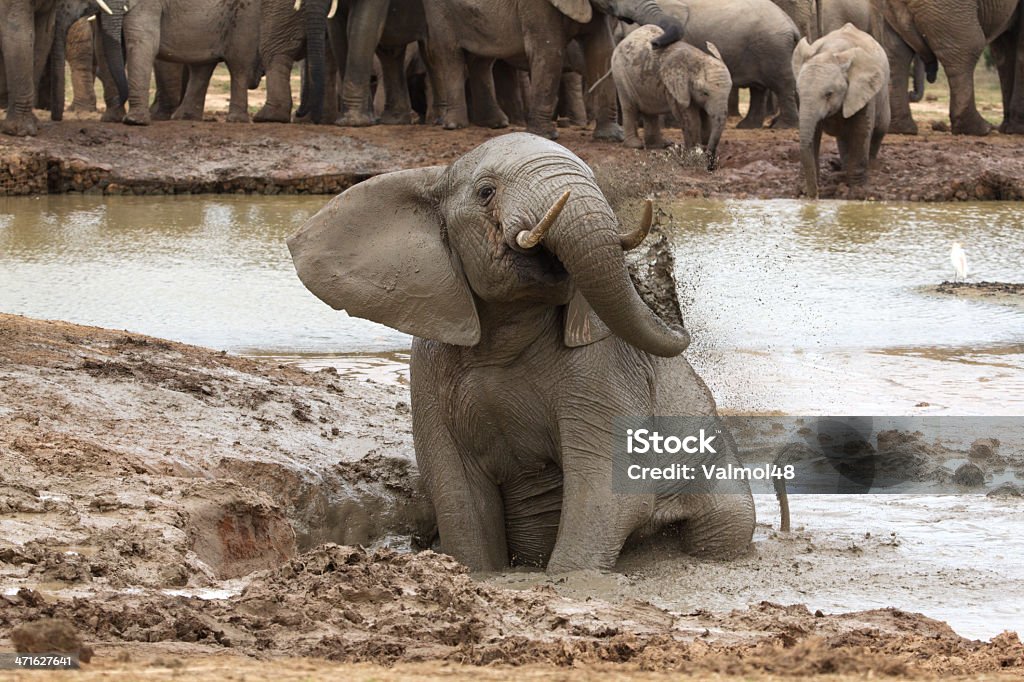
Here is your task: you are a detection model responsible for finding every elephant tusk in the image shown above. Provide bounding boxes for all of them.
[516,190,570,249]
[87,15,96,22]
[619,199,653,250]
[95,0,114,15]
[327,0,338,18]
[294,0,302,10]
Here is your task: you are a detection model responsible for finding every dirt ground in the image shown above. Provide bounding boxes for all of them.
[2,111,1024,201]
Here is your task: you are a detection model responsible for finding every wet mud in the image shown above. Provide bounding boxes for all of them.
[3,121,1024,201]
[934,282,1024,309]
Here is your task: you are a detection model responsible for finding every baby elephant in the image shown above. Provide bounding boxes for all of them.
[612,25,732,168]
[793,23,890,198]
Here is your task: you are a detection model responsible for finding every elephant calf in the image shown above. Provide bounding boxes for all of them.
[793,23,889,198]
[288,133,757,573]
[612,25,731,168]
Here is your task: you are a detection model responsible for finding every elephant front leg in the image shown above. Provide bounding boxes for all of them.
[737,86,767,129]
[546,418,652,573]
[173,63,216,121]
[0,9,39,136]
[581,19,622,141]
[377,46,415,125]
[992,25,1024,134]
[255,54,295,123]
[620,94,644,149]
[946,63,991,136]
[467,57,510,129]
[224,61,252,123]
[335,0,388,126]
[124,25,161,125]
[524,45,564,140]
[643,113,669,149]
[885,32,918,134]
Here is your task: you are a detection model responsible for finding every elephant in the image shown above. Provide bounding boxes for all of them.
[873,0,1024,135]
[0,0,57,136]
[422,0,689,140]
[660,0,801,129]
[612,26,732,167]
[793,23,890,198]
[46,0,128,122]
[118,0,262,125]
[287,132,759,572]
[771,0,870,40]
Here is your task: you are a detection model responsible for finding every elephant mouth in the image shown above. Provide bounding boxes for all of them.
[507,243,569,287]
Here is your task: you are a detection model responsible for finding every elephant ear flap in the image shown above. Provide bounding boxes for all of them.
[659,49,693,109]
[564,288,612,347]
[791,37,815,77]
[547,0,592,24]
[841,46,886,118]
[705,41,723,62]
[287,167,481,346]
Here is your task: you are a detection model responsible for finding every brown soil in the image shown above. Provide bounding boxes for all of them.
[2,117,1024,200]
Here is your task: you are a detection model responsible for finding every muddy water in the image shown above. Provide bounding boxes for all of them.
[3,194,1023,641]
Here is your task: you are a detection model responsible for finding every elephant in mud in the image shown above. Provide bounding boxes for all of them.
[288,132,759,573]
[873,0,1024,136]
[116,0,262,125]
[612,26,732,167]
[0,0,58,136]
[423,0,689,140]
[660,0,801,129]
[793,23,889,198]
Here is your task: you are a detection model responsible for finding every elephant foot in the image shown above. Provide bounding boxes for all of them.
[380,109,417,125]
[528,121,559,140]
[889,117,918,135]
[124,110,152,126]
[999,118,1024,135]
[441,115,468,130]
[150,109,175,121]
[593,122,624,142]
[736,115,764,129]
[254,105,292,123]
[769,115,798,129]
[335,111,375,127]
[951,113,992,136]
[475,112,509,129]
[623,137,644,149]
[69,102,98,113]
[172,108,204,121]
[226,110,251,124]
[1,112,39,137]
[102,104,126,123]
[644,137,670,149]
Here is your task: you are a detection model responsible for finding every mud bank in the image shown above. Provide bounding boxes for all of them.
[3,120,1024,200]
[934,282,1024,309]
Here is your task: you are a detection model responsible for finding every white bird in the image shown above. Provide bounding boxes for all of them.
[950,242,968,282]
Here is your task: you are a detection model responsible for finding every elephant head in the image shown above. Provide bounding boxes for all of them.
[50,0,129,121]
[662,40,731,169]
[287,133,689,358]
[792,27,886,197]
[552,0,688,47]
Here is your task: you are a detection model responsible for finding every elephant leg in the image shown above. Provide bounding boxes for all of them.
[676,491,756,559]
[94,23,125,122]
[727,85,740,118]
[580,18,622,141]
[992,23,1024,134]
[679,106,699,150]
[769,76,798,129]
[336,0,388,126]
[173,62,215,121]
[467,57,509,129]
[737,86,767,129]
[620,94,644,149]
[68,20,98,113]
[420,20,468,129]
[255,54,294,122]
[841,112,872,186]
[493,60,525,126]
[151,62,183,120]
[224,60,252,123]
[523,41,564,140]
[643,113,668,148]
[547,418,650,573]
[885,32,918,134]
[124,22,161,125]
[1,5,40,136]
[946,62,991,136]
[502,465,563,568]
[558,71,587,128]
[377,45,415,125]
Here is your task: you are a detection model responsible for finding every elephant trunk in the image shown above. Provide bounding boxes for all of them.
[99,4,128,107]
[50,14,74,121]
[297,1,328,123]
[513,172,688,357]
[908,55,925,102]
[799,111,821,198]
[609,0,687,48]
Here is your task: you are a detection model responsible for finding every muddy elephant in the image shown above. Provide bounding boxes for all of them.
[423,0,689,140]
[612,26,731,167]
[661,0,801,129]
[117,0,262,125]
[794,23,889,198]
[873,0,1024,135]
[288,132,758,572]
[0,0,58,136]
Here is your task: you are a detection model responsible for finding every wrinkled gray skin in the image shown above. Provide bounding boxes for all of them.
[771,0,870,39]
[0,0,57,136]
[794,23,890,198]
[661,0,800,129]
[368,0,435,125]
[423,0,688,140]
[119,0,262,125]
[288,133,756,572]
[612,26,731,168]
[874,0,1023,136]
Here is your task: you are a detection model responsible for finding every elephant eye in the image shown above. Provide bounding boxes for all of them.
[825,90,834,99]
[477,185,496,204]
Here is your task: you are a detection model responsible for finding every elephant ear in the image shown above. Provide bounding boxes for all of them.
[839,46,886,118]
[547,0,593,24]
[287,167,481,346]
[564,288,612,347]
[659,48,694,109]
[791,36,816,77]
[705,41,723,62]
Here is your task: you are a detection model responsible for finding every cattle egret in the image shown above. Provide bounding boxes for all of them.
[950,242,968,282]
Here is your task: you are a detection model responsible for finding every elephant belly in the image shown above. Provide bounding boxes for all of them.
[634,89,673,117]
[436,0,525,59]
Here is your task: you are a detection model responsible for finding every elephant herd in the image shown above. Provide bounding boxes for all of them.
[1,0,1023,187]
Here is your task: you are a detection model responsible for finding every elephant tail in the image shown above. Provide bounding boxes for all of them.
[587,69,613,95]
[773,446,792,532]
